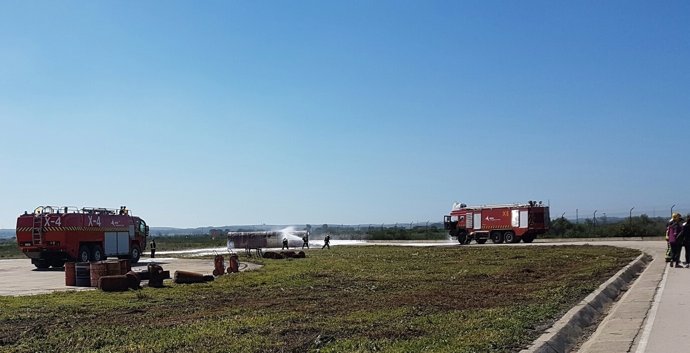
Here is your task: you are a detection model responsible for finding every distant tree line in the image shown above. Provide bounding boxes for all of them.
[363,215,669,240]
[186,216,671,242]
[543,215,667,238]
[364,226,447,241]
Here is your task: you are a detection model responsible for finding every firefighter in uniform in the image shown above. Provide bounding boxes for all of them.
[322,234,330,250]
[282,237,289,250]
[150,238,156,258]
[302,235,309,249]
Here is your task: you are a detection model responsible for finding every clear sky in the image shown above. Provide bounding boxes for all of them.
[1,1,688,228]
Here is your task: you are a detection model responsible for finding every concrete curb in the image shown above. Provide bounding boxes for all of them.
[521,253,651,353]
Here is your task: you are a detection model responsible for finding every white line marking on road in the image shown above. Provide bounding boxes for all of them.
[635,262,670,353]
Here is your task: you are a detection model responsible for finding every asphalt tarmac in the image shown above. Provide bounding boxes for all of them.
[0,256,261,296]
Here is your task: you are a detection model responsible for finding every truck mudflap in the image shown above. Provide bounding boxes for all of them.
[24,249,68,261]
[29,250,68,269]
[22,250,43,259]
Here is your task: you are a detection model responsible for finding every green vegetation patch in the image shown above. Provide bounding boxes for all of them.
[0,245,639,353]
[0,239,22,259]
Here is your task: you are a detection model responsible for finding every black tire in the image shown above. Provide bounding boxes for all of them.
[476,239,487,244]
[522,235,535,243]
[91,245,105,262]
[130,246,141,264]
[50,260,65,268]
[490,231,504,244]
[77,245,90,262]
[457,232,467,244]
[504,231,517,243]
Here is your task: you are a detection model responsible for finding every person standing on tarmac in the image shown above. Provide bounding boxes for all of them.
[667,213,683,268]
[302,235,309,249]
[322,234,330,250]
[282,237,289,250]
[150,238,156,259]
[680,216,690,267]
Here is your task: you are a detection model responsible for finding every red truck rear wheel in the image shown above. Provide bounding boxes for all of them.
[91,245,105,261]
[77,245,90,262]
[490,231,504,244]
[504,231,517,243]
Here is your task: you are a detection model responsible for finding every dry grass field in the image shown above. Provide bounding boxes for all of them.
[0,245,639,353]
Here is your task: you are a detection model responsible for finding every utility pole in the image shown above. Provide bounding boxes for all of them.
[629,207,634,225]
[576,209,579,224]
[593,210,598,233]
[671,204,676,216]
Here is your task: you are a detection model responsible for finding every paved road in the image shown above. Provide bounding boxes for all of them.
[639,263,690,353]
[0,257,261,296]
[566,238,690,353]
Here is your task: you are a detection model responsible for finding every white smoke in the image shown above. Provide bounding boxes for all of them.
[275,226,309,248]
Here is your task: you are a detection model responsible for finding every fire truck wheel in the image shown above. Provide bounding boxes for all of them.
[490,231,504,244]
[476,239,487,244]
[78,245,90,262]
[504,231,517,243]
[130,246,141,264]
[91,245,105,262]
[50,260,65,268]
[457,232,467,244]
[522,235,535,243]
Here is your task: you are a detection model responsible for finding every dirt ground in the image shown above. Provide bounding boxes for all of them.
[0,256,261,296]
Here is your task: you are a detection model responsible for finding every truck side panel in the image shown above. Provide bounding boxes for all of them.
[445,204,550,243]
[480,208,512,230]
[16,209,147,267]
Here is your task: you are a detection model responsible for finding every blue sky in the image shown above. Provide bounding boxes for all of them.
[1,1,688,228]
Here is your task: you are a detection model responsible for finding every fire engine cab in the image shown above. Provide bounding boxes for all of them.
[16,206,149,269]
[443,201,550,244]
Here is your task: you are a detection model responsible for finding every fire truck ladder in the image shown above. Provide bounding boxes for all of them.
[32,215,44,245]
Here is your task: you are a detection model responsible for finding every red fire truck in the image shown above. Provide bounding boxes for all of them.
[16,206,149,269]
[443,201,550,244]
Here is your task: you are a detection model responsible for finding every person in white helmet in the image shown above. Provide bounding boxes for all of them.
[322,234,330,249]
